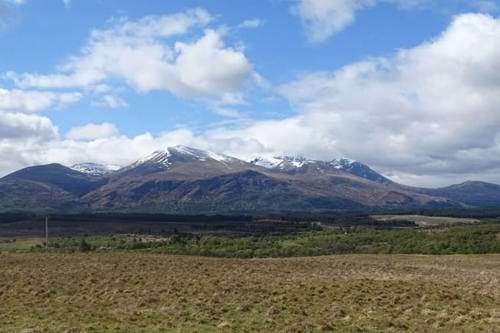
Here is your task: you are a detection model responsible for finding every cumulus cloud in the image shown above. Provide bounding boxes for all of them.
[293,0,370,43]
[0,88,82,113]
[66,122,119,140]
[0,110,60,175]
[292,0,431,43]
[268,13,500,184]
[3,13,500,188]
[5,8,255,104]
[0,112,58,140]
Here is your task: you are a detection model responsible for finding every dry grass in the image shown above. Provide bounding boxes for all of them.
[1,253,500,332]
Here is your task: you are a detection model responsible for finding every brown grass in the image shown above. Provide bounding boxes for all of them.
[1,253,500,332]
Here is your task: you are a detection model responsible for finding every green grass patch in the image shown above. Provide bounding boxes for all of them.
[0,238,43,252]
[29,223,500,257]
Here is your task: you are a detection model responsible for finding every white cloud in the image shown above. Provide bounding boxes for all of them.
[5,9,255,104]
[238,19,263,29]
[212,106,243,118]
[0,112,58,140]
[173,29,253,98]
[292,0,429,43]
[93,94,128,109]
[293,0,372,43]
[66,122,119,140]
[0,88,82,113]
[3,12,500,188]
[62,0,71,8]
[268,13,500,184]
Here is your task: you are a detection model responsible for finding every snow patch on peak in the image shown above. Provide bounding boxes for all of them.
[137,150,173,167]
[169,145,232,163]
[251,156,315,169]
[251,156,284,169]
[330,158,358,170]
[71,163,120,176]
[133,145,234,169]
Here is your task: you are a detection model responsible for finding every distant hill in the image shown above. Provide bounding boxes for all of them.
[0,145,498,213]
[422,181,500,208]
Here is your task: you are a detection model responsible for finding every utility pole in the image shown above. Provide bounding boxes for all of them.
[45,215,49,249]
[45,187,53,249]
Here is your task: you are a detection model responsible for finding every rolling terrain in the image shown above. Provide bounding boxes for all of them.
[1,253,499,332]
[0,145,498,213]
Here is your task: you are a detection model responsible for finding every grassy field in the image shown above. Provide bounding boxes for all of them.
[19,223,500,257]
[0,238,43,252]
[1,253,500,332]
[371,214,480,226]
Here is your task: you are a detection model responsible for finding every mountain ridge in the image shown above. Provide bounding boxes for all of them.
[0,146,497,213]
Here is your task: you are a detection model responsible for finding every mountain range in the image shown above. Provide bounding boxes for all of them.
[0,145,498,213]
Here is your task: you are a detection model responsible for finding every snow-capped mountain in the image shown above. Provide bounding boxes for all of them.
[250,156,316,170]
[330,158,391,183]
[330,158,358,170]
[250,155,390,183]
[251,155,358,171]
[132,145,236,169]
[5,145,500,213]
[71,163,120,176]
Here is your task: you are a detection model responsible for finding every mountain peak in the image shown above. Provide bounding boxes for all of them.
[330,158,390,183]
[169,145,230,161]
[250,156,315,169]
[330,158,359,170]
[250,154,390,183]
[71,163,120,176]
[133,145,234,169]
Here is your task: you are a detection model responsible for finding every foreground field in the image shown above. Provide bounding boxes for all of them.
[1,254,500,332]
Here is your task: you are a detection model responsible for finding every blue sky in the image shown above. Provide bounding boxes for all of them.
[0,0,446,135]
[1,0,500,186]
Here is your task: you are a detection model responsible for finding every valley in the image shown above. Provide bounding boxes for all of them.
[4,3,500,333]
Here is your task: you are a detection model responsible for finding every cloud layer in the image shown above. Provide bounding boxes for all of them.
[2,10,500,188]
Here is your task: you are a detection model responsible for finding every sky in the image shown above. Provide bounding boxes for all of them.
[1,0,500,187]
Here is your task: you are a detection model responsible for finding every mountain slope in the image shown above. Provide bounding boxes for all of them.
[0,164,103,211]
[0,179,81,211]
[83,148,454,212]
[84,170,367,213]
[330,158,391,184]
[3,164,106,197]
[424,181,500,208]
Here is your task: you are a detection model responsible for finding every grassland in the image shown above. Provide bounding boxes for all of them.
[0,238,42,252]
[371,214,480,226]
[22,223,500,257]
[1,253,499,332]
